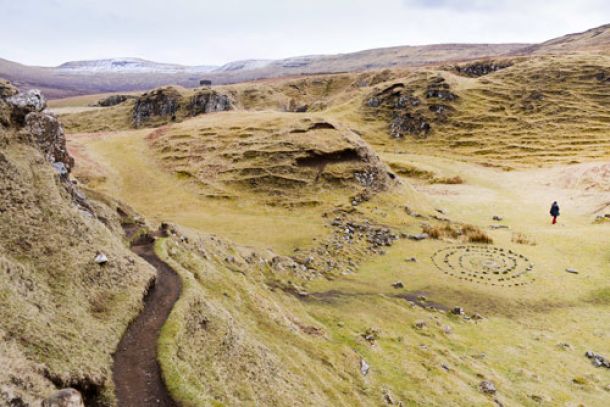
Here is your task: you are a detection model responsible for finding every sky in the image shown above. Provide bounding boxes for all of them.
[1,0,608,67]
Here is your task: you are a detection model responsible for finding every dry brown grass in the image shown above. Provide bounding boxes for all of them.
[423,223,493,243]
[512,232,537,245]
[430,175,464,184]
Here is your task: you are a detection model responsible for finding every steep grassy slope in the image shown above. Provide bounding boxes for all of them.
[0,83,154,406]
[336,54,610,167]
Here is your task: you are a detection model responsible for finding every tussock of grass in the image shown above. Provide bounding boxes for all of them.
[423,223,493,243]
[512,232,537,245]
[430,175,464,184]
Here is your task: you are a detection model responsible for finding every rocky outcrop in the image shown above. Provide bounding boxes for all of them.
[1,85,74,173]
[187,90,232,116]
[24,112,74,172]
[365,76,458,139]
[95,94,135,107]
[7,89,47,125]
[132,87,181,127]
[453,60,513,77]
[132,87,232,127]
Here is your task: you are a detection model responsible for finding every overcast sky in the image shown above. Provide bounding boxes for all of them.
[1,0,608,67]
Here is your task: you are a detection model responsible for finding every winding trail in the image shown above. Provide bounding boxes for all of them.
[112,239,181,407]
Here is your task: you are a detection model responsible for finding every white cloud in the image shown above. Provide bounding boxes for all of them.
[0,0,607,66]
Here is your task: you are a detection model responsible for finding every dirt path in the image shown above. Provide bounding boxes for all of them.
[112,241,181,407]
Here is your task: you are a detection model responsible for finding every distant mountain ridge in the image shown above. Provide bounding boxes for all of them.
[57,57,218,74]
[1,23,608,98]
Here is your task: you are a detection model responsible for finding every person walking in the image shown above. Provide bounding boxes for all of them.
[550,201,560,224]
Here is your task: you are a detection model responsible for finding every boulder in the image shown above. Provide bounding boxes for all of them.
[452,307,465,315]
[95,94,134,107]
[408,233,429,241]
[94,252,108,265]
[7,89,46,124]
[360,358,370,376]
[24,112,74,172]
[479,381,497,395]
[42,389,84,407]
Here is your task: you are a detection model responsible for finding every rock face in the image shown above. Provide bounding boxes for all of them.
[365,76,457,139]
[453,60,513,77]
[42,389,85,407]
[132,87,181,127]
[132,87,232,127]
[187,90,232,116]
[0,85,74,173]
[24,112,74,172]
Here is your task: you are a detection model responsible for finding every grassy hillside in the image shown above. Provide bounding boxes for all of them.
[0,83,154,406]
[29,40,610,406]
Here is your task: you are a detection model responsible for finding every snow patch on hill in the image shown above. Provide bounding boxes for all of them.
[57,58,218,74]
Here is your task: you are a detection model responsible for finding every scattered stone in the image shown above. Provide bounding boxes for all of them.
[492,215,503,221]
[225,255,235,263]
[558,342,573,351]
[472,313,484,321]
[362,328,381,343]
[42,388,84,407]
[392,281,405,289]
[360,358,370,376]
[585,351,610,368]
[489,224,509,230]
[451,307,465,316]
[436,208,447,214]
[565,268,579,274]
[414,320,427,330]
[417,295,427,301]
[405,257,417,262]
[382,388,396,405]
[443,325,453,335]
[479,380,497,395]
[408,233,429,241]
[441,363,451,371]
[94,252,108,265]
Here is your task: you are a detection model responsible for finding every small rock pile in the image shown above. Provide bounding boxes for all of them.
[585,351,610,368]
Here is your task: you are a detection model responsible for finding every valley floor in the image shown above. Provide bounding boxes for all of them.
[67,125,610,406]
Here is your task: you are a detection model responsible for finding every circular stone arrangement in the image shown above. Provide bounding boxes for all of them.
[432,245,535,287]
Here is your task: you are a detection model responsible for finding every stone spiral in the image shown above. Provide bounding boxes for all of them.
[432,245,534,287]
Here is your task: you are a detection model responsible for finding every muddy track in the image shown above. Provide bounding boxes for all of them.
[112,241,181,407]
